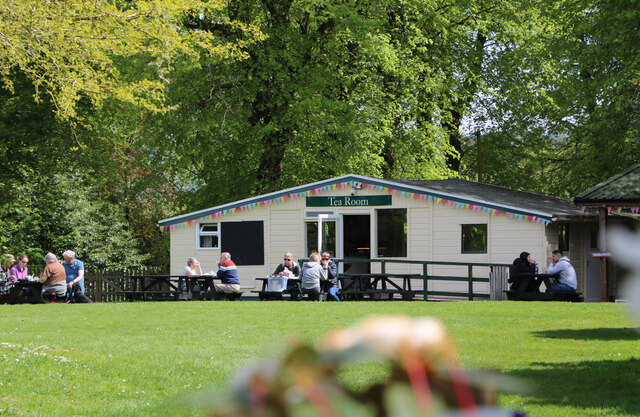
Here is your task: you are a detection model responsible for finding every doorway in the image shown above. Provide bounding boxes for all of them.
[343,214,371,274]
[585,226,602,302]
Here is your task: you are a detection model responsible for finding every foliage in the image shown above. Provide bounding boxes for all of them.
[0,74,156,269]
[0,0,265,120]
[0,301,637,416]
[461,0,640,197]
[154,0,516,207]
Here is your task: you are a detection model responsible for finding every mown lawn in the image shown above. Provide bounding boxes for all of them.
[0,301,638,416]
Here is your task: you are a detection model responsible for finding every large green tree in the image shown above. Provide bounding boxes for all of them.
[153,0,519,209]
[462,0,640,197]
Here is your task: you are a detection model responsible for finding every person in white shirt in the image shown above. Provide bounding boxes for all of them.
[546,250,577,293]
[180,257,203,292]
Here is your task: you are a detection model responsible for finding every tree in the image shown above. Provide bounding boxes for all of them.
[151,0,521,210]
[0,0,264,120]
[462,0,640,197]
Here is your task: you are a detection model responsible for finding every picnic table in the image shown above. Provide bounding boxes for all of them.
[120,275,241,301]
[338,273,421,301]
[504,272,582,302]
[252,276,302,300]
[10,279,43,303]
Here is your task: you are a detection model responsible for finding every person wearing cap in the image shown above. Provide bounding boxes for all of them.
[0,254,15,299]
[40,253,67,302]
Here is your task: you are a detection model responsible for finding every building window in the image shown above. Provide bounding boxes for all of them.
[197,223,219,249]
[306,221,336,256]
[461,224,487,253]
[377,209,407,257]
[559,224,570,251]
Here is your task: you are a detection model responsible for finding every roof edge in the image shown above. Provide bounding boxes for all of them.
[158,174,556,226]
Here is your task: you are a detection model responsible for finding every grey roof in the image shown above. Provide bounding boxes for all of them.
[387,178,581,218]
[574,163,640,206]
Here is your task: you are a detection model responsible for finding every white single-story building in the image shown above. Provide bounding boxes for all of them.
[159,174,597,299]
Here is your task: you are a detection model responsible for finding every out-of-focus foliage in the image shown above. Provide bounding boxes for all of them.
[203,316,525,417]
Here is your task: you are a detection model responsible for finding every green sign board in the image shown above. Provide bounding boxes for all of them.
[306,195,392,207]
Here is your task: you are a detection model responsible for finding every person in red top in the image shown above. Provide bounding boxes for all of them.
[40,253,66,302]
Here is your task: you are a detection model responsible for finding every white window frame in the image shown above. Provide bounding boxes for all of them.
[196,223,219,250]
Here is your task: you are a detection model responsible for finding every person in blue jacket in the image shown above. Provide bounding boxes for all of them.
[62,250,85,294]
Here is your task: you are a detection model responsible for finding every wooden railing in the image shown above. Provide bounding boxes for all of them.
[82,262,512,302]
[301,258,512,301]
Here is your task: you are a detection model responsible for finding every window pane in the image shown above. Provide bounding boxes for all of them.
[201,224,218,232]
[306,221,336,255]
[306,222,318,255]
[462,224,487,253]
[200,235,218,248]
[559,224,570,251]
[377,209,407,257]
[322,221,336,255]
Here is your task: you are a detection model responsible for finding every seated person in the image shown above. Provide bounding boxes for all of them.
[10,254,30,300]
[0,254,15,299]
[320,251,339,302]
[215,252,241,293]
[509,251,538,292]
[546,249,577,293]
[181,257,204,292]
[62,250,86,294]
[40,253,67,302]
[273,252,300,277]
[301,252,327,300]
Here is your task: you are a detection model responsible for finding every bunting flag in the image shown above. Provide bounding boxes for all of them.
[161,180,585,232]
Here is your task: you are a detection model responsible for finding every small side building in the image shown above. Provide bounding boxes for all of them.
[574,163,640,301]
[159,174,591,298]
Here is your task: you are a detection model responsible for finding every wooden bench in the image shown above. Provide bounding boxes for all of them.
[121,290,180,302]
[505,290,582,302]
[505,270,582,302]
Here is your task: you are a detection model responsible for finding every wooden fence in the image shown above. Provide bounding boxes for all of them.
[85,268,169,303]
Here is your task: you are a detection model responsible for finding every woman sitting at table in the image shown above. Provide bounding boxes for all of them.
[180,257,203,292]
[301,252,327,301]
[10,254,30,301]
[509,251,539,293]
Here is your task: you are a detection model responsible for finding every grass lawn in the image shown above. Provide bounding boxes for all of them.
[0,300,638,416]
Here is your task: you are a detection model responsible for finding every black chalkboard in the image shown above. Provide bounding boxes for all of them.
[220,221,264,265]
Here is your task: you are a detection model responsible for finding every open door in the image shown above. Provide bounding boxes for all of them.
[342,214,371,274]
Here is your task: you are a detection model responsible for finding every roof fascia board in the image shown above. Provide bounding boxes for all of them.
[159,174,554,226]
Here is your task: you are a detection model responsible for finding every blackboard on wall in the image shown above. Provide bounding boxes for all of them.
[221,221,264,265]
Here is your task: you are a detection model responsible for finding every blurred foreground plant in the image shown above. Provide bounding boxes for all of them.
[202,316,526,417]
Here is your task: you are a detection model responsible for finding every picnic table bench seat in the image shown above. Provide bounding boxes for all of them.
[504,290,582,302]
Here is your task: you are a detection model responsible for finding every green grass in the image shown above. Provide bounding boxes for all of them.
[0,301,638,416]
